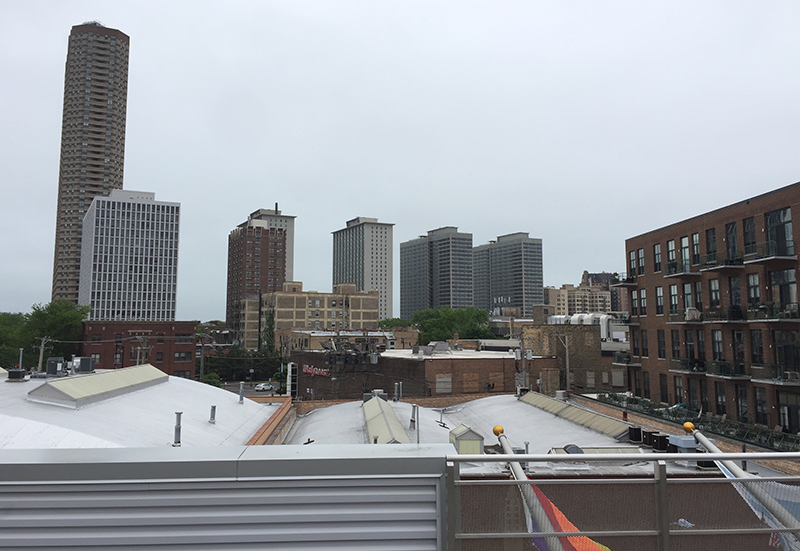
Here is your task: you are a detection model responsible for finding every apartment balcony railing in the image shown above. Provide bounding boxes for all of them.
[747,302,800,320]
[668,308,703,323]
[699,252,745,272]
[745,239,796,261]
[665,260,701,277]
[596,392,800,452]
[669,357,706,373]
[707,359,748,378]
[613,351,634,365]
[750,363,800,383]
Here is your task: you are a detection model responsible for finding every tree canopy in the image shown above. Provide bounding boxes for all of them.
[0,300,90,370]
[378,318,412,329]
[411,307,495,344]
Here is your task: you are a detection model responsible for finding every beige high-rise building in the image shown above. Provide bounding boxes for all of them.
[52,22,130,302]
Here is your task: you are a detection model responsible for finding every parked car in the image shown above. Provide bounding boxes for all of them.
[254,383,274,392]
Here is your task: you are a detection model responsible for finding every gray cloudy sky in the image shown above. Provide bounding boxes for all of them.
[2,1,800,321]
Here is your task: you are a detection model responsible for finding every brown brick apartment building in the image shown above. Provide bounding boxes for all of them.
[616,182,799,432]
[81,321,198,377]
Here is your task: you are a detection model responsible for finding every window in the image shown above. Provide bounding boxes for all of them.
[156,351,163,362]
[709,279,720,309]
[674,376,684,405]
[671,330,680,358]
[631,290,638,316]
[743,217,756,256]
[174,352,192,362]
[91,334,101,344]
[656,286,664,315]
[751,330,763,364]
[660,374,669,403]
[697,330,706,361]
[669,284,679,313]
[715,382,727,415]
[680,236,690,272]
[737,385,748,423]
[765,207,793,256]
[667,240,676,272]
[692,233,700,264]
[90,353,100,365]
[114,352,121,364]
[657,330,666,359]
[695,281,703,311]
[747,273,760,307]
[640,289,647,315]
[755,387,768,425]
[712,330,723,361]
[629,250,636,277]
[706,228,717,262]
[726,222,738,262]
[683,283,693,310]
[175,333,193,343]
[729,276,741,306]
[632,330,640,356]
[653,243,662,272]
[641,330,649,357]
[684,330,695,359]
[643,372,651,399]
[637,248,645,275]
[114,333,122,345]
[769,268,797,309]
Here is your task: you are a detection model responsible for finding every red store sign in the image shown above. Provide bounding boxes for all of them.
[302,364,330,377]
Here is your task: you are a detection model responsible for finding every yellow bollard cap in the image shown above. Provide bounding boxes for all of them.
[493,425,504,436]
[683,422,695,433]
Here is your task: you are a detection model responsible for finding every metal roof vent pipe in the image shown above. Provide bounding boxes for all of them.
[238,382,244,404]
[209,405,216,424]
[172,411,182,447]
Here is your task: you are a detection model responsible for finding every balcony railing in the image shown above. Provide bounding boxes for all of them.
[751,363,800,383]
[747,302,800,320]
[699,252,744,271]
[669,357,706,373]
[668,307,703,323]
[746,240,796,261]
[665,260,700,277]
[707,359,748,378]
[596,392,800,451]
[613,351,632,365]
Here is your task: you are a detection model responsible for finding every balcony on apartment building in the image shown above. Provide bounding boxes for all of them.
[668,357,707,374]
[609,273,638,287]
[751,363,800,385]
[664,259,701,279]
[667,307,704,324]
[706,359,749,380]
[612,350,640,367]
[744,239,797,265]
[699,251,745,273]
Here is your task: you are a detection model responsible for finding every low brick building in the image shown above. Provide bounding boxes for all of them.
[81,321,198,378]
[290,347,557,400]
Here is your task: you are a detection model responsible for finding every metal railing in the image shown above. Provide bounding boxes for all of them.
[748,240,796,259]
[448,451,800,551]
[707,359,748,377]
[596,392,800,452]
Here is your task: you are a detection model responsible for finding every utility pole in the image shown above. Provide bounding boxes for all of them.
[197,333,211,382]
[33,336,53,372]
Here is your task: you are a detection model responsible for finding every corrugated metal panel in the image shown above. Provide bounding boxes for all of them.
[0,445,450,550]
[364,397,412,444]
[26,364,168,408]
[520,392,630,440]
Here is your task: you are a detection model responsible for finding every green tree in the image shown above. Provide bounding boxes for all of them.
[26,300,91,362]
[0,312,27,369]
[203,372,222,388]
[412,307,495,344]
[379,317,411,330]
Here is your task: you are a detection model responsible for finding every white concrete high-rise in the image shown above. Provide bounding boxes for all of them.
[78,190,180,321]
[332,217,394,320]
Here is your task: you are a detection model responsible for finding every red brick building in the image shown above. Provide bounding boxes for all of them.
[81,321,198,377]
[616,182,799,431]
[290,348,557,400]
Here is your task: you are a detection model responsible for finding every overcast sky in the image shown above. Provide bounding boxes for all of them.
[2,1,800,322]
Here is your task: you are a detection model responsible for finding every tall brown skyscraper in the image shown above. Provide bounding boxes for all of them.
[52,22,129,302]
